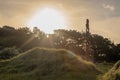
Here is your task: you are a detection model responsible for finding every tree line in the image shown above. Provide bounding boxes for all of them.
[0,25,120,62]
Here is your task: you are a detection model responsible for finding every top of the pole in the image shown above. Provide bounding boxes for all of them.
[86,19,90,34]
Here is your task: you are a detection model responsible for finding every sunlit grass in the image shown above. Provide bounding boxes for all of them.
[0,47,100,80]
[100,60,120,80]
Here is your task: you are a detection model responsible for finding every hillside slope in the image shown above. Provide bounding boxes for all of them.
[0,47,99,80]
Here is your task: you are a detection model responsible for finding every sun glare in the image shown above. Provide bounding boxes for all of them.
[28,8,67,33]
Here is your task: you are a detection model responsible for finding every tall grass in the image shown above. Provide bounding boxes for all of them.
[101,60,120,80]
[0,47,100,80]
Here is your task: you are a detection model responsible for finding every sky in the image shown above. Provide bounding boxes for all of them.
[0,0,120,43]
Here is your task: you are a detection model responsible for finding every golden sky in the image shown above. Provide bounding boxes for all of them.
[0,0,120,43]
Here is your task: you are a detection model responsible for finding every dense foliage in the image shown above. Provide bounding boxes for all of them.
[0,47,19,60]
[0,26,119,62]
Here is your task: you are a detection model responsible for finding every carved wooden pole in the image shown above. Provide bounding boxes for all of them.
[85,19,93,61]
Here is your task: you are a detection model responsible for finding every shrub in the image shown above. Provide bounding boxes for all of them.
[0,47,20,60]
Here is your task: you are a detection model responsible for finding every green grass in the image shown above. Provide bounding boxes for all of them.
[100,60,120,80]
[96,62,114,80]
[0,47,100,80]
[96,62,114,73]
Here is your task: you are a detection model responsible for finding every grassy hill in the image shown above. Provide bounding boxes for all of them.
[0,47,100,80]
[101,60,120,80]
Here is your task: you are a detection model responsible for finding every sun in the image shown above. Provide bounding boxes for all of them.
[28,8,67,33]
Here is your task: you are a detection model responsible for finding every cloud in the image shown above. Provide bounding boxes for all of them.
[0,0,120,43]
[102,4,115,11]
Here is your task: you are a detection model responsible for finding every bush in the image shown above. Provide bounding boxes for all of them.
[0,47,20,60]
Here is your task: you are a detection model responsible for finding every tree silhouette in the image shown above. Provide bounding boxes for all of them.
[0,26,119,62]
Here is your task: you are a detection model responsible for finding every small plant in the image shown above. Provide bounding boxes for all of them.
[0,47,20,60]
